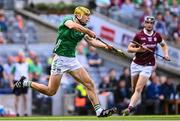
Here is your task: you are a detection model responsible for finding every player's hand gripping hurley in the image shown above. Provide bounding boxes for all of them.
[131,41,171,61]
[96,38,125,56]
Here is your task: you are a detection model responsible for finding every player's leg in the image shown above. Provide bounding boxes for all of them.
[14,55,63,96]
[122,75,148,116]
[22,87,28,116]
[131,74,139,93]
[13,74,62,96]
[129,65,153,109]
[69,67,117,117]
[122,62,151,116]
[121,74,139,115]
[15,95,20,116]
[30,74,62,96]
[129,75,149,107]
[22,94,27,116]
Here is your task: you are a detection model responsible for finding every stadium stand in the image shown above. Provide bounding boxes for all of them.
[0,0,179,116]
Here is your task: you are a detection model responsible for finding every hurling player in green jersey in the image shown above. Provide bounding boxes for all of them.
[13,6,117,117]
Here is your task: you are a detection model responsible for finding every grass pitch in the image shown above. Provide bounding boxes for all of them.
[0,115,180,121]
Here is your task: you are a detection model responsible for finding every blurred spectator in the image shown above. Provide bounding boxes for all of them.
[114,79,131,112]
[164,9,172,27]
[145,75,164,114]
[159,75,167,85]
[139,0,152,8]
[169,13,179,34]
[0,32,5,44]
[172,21,180,47]
[160,77,176,114]
[99,75,110,93]
[95,0,111,15]
[76,43,89,69]
[99,75,114,108]
[0,57,7,88]
[119,67,131,91]
[81,40,89,55]
[112,0,123,7]
[26,50,36,65]
[75,83,88,115]
[170,0,180,15]
[120,0,135,18]
[3,56,15,85]
[108,68,118,91]
[15,15,24,30]
[24,20,38,43]
[108,0,121,20]
[160,77,176,100]
[88,0,97,10]
[10,51,31,116]
[0,9,7,33]
[31,56,43,82]
[154,12,168,38]
[151,0,161,10]
[87,46,102,68]
[9,21,24,43]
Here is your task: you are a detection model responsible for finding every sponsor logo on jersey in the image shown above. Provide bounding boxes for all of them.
[154,37,157,42]
[148,37,152,42]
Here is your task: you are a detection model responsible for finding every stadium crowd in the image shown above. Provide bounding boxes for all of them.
[92,0,180,47]
[0,8,37,44]
[0,1,180,116]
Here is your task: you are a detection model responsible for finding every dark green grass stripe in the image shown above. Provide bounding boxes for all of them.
[0,115,180,120]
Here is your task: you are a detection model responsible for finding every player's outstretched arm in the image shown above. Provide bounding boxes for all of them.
[64,20,95,38]
[84,35,111,50]
[159,40,170,60]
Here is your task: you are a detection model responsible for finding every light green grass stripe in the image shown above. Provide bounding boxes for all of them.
[0,115,180,120]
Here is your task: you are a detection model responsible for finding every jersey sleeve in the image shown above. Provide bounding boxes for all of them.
[133,33,140,43]
[62,16,73,25]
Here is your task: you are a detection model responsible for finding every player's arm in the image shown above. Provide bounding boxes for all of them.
[84,35,111,50]
[64,20,95,38]
[9,66,15,89]
[128,34,147,53]
[159,40,170,60]
[128,42,146,53]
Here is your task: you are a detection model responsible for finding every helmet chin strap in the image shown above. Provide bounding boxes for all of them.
[75,15,87,26]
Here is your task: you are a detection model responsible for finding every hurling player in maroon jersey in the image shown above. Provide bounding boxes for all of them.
[122,16,170,116]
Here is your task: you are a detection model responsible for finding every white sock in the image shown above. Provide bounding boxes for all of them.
[94,104,103,116]
[23,81,32,87]
[96,108,103,116]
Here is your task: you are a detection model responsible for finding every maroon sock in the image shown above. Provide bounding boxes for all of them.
[128,106,134,112]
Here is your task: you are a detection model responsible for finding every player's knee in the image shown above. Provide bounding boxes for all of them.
[135,87,143,93]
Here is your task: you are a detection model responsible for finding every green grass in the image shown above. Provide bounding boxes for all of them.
[1,115,180,121]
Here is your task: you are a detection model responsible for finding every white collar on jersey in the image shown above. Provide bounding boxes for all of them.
[143,28,154,36]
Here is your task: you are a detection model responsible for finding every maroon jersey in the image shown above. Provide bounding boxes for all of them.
[133,30,162,66]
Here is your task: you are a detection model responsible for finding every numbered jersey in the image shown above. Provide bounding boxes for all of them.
[133,29,163,66]
[53,16,85,57]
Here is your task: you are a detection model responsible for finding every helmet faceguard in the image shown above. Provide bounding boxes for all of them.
[144,16,155,23]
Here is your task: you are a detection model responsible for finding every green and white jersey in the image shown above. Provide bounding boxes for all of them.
[53,16,85,57]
